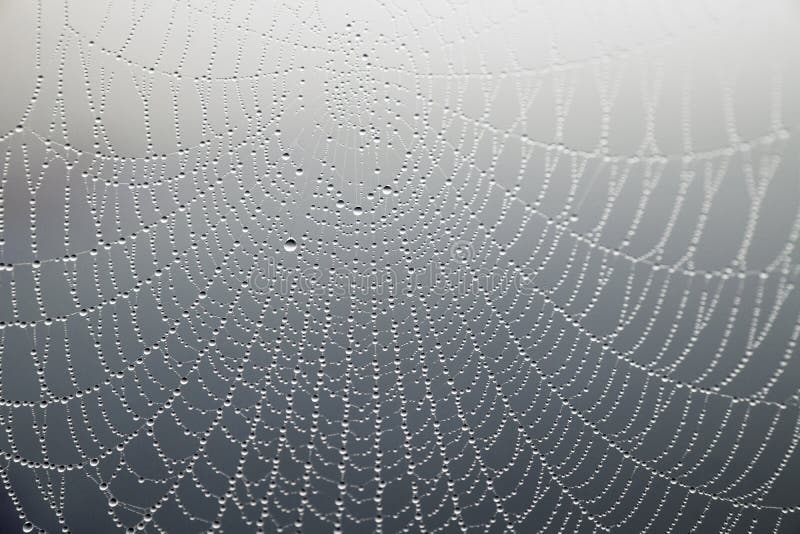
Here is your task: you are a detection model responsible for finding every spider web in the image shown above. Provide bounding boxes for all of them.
[1,0,800,532]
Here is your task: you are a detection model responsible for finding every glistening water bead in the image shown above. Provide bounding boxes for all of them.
[284,238,298,252]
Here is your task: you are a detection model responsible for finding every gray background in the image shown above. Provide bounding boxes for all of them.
[1,0,800,532]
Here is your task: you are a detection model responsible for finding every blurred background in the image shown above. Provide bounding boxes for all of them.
[1,0,800,532]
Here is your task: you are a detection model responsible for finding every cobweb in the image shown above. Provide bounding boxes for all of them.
[1,0,800,532]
